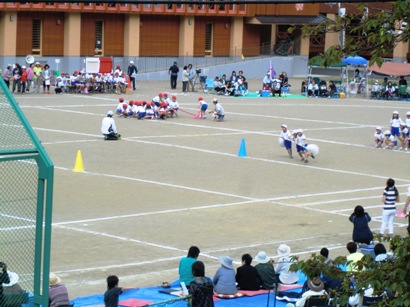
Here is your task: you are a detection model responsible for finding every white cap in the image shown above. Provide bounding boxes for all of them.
[384,130,391,136]
[406,111,410,116]
[212,98,218,103]
[107,110,113,117]
[130,61,134,64]
[297,129,303,133]
[393,111,399,115]
[292,129,298,134]
[376,126,381,130]
[281,124,287,129]
[21,66,26,69]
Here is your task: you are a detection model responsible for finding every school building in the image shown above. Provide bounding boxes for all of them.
[0,2,408,76]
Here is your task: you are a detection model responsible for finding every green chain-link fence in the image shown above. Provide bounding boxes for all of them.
[0,78,54,307]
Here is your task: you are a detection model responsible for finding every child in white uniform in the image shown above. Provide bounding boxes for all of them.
[280,124,293,159]
[374,127,384,148]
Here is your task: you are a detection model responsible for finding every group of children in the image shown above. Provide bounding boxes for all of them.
[279,124,315,163]
[115,93,180,120]
[197,97,225,121]
[374,111,410,150]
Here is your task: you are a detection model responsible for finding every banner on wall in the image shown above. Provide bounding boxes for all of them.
[85,57,112,74]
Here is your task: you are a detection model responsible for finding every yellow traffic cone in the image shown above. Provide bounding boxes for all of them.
[73,150,84,173]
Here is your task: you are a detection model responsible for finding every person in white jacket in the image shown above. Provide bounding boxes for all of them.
[101,111,121,140]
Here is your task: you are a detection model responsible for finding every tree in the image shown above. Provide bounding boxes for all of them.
[293,0,410,67]
[290,236,410,306]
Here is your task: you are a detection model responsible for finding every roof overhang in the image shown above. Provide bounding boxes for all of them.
[248,14,332,25]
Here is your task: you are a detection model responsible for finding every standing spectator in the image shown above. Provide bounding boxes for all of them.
[168,61,179,89]
[187,64,196,92]
[236,253,261,290]
[380,178,400,238]
[275,244,298,285]
[21,66,28,94]
[402,184,410,237]
[42,64,51,94]
[213,256,237,295]
[26,63,34,93]
[0,262,10,307]
[254,251,276,290]
[101,111,121,141]
[33,62,42,94]
[127,61,138,91]
[12,63,22,94]
[349,205,373,245]
[182,66,189,92]
[104,275,137,307]
[189,261,214,307]
[2,64,13,89]
[179,246,200,287]
[49,273,70,307]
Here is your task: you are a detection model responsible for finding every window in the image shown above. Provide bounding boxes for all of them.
[32,19,41,55]
[95,20,103,56]
[205,23,213,56]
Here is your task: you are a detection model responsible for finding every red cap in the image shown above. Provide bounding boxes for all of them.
[116,65,120,69]
[163,92,168,97]
[160,102,167,107]
[136,101,142,106]
[119,97,124,102]
[129,100,134,105]
[159,93,163,97]
[198,97,203,101]
[123,103,128,108]
[172,95,177,100]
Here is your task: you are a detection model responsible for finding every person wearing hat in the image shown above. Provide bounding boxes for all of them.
[2,64,13,89]
[263,72,273,89]
[275,244,299,285]
[49,273,70,307]
[127,61,138,91]
[280,124,294,159]
[383,130,396,150]
[254,251,277,290]
[0,262,10,307]
[213,256,237,295]
[292,276,327,307]
[168,61,179,90]
[101,111,121,140]
[54,76,65,94]
[374,127,384,148]
[33,62,42,94]
[235,253,261,290]
[209,98,225,122]
[371,80,381,99]
[198,97,208,119]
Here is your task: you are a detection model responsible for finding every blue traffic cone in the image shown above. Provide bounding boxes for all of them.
[238,138,247,157]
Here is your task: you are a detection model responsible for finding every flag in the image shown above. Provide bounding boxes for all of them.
[269,60,275,78]
[241,54,245,61]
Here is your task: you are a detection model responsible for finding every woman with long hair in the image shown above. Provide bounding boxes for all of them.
[380,178,400,238]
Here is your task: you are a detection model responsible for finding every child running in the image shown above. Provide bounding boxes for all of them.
[295,129,311,163]
[280,124,293,159]
[374,127,384,148]
[104,275,138,307]
[198,97,208,119]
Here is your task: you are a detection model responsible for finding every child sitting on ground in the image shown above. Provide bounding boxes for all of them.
[169,95,179,117]
[371,81,380,99]
[374,127,384,148]
[116,98,125,115]
[104,275,138,307]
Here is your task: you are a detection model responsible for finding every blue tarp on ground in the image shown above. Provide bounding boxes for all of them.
[71,272,308,307]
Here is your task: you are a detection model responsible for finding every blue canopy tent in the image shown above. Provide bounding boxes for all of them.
[342,56,369,98]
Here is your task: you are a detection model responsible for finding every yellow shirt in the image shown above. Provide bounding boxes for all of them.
[346,252,364,272]
[33,66,42,79]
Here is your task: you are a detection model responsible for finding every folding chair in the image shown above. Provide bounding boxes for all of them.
[304,295,329,307]
[204,78,215,94]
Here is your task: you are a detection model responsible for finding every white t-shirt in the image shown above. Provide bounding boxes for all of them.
[215,104,225,115]
[280,130,292,141]
[390,118,402,128]
[101,117,117,134]
[295,134,307,146]
[374,131,383,140]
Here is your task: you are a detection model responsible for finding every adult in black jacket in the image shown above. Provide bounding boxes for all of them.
[168,62,179,89]
[349,205,373,245]
[236,254,262,290]
[127,61,138,91]
[0,262,10,307]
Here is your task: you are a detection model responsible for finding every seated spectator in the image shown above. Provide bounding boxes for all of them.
[328,81,337,98]
[307,80,319,97]
[349,205,373,245]
[275,245,298,285]
[383,81,396,99]
[54,76,65,94]
[49,273,70,307]
[319,80,328,97]
[189,261,214,307]
[3,269,26,307]
[213,256,237,295]
[272,81,282,97]
[237,70,248,90]
[371,81,381,99]
[0,262,10,307]
[374,243,392,263]
[179,246,200,287]
[320,247,333,265]
[213,76,226,94]
[254,251,276,290]
[346,242,364,272]
[263,72,273,89]
[229,70,237,86]
[293,276,327,307]
[235,253,261,290]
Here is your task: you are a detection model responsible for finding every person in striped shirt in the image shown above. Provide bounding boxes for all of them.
[379,178,400,238]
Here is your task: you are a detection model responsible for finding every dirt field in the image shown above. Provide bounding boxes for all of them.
[15,79,410,299]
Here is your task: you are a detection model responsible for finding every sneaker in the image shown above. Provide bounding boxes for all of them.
[301,158,305,162]
[405,147,408,151]
[304,159,309,163]
[384,146,388,149]
[393,146,397,150]
[203,115,207,119]
[399,147,403,150]
[310,153,315,159]
[289,155,293,159]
